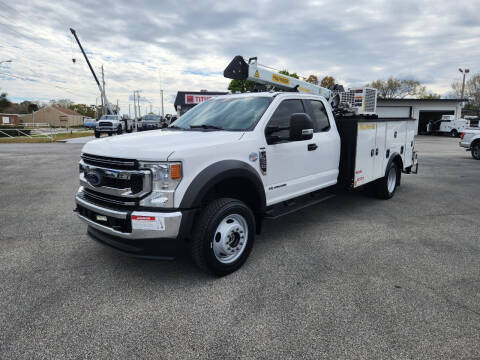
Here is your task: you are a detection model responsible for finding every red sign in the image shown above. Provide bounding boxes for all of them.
[185,94,214,104]
[132,216,155,221]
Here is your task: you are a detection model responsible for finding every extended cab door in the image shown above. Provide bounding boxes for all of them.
[264,98,340,205]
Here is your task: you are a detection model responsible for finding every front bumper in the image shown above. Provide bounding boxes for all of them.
[75,193,182,239]
[459,140,470,149]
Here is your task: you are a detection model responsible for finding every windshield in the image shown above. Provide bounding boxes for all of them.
[100,115,119,120]
[172,96,272,131]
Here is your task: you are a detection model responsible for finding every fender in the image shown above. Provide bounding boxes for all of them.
[386,152,403,185]
[179,160,266,212]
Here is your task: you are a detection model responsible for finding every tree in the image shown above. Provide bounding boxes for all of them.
[421,93,441,99]
[69,104,96,118]
[367,77,425,99]
[452,73,480,113]
[228,79,255,93]
[27,103,39,113]
[305,75,319,85]
[0,93,12,112]
[320,76,335,88]
[279,70,299,79]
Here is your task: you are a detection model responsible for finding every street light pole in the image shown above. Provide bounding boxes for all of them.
[459,68,470,99]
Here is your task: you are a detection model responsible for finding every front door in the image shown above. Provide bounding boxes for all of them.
[264,98,339,205]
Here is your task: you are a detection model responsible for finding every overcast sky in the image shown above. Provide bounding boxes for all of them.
[0,0,479,114]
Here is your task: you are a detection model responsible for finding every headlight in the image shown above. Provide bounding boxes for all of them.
[139,162,182,207]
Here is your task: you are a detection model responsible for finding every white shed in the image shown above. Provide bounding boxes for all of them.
[377,99,465,134]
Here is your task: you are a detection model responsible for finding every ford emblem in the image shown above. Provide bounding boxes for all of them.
[85,170,102,187]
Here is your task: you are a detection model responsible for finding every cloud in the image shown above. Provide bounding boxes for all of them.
[0,0,479,113]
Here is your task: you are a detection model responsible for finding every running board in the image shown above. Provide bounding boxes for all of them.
[264,191,336,220]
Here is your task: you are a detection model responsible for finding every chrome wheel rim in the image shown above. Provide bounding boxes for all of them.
[387,166,396,194]
[212,214,248,264]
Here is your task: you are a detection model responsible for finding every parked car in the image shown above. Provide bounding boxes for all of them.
[95,114,133,138]
[138,114,166,131]
[460,127,480,160]
[83,117,96,129]
[427,115,470,137]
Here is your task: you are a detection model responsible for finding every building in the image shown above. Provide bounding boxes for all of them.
[174,91,228,116]
[377,99,466,134]
[21,105,84,127]
[0,113,20,126]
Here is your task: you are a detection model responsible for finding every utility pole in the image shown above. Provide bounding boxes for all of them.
[459,68,470,100]
[161,90,164,117]
[101,65,106,115]
[136,91,141,117]
[159,71,165,117]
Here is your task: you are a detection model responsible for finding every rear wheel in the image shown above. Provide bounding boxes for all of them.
[472,142,480,160]
[450,129,459,137]
[375,162,399,199]
[190,198,255,276]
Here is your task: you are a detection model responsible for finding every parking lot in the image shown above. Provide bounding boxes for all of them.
[0,136,479,359]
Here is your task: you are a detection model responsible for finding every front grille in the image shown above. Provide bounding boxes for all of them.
[77,204,131,233]
[82,153,138,170]
[83,188,137,207]
[98,121,113,127]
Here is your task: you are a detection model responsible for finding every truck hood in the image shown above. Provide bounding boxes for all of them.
[82,130,244,161]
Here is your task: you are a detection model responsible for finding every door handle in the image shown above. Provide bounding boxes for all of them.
[308,143,318,151]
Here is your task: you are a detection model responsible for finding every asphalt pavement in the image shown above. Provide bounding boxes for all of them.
[0,136,479,359]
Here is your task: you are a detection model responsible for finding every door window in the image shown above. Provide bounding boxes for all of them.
[306,100,330,132]
[266,99,305,140]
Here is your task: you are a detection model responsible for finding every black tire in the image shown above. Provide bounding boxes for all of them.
[450,129,459,137]
[190,198,255,276]
[117,126,123,135]
[375,162,399,199]
[472,142,480,160]
[94,131,100,138]
[108,132,112,136]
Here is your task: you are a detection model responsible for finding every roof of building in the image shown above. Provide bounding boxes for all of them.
[51,105,83,116]
[377,98,467,103]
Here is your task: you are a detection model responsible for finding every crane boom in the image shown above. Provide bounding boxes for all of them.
[70,28,114,115]
[224,56,331,99]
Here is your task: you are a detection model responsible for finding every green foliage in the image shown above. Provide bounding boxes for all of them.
[228,79,255,93]
[279,70,299,79]
[421,93,441,99]
[69,103,96,118]
[305,75,319,85]
[320,76,335,88]
[0,93,11,112]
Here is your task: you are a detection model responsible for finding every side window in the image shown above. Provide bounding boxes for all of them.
[266,99,305,139]
[307,100,330,132]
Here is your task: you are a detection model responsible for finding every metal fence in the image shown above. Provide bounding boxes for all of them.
[0,123,55,140]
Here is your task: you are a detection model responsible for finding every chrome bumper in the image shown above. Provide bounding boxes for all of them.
[75,193,182,240]
[459,141,470,148]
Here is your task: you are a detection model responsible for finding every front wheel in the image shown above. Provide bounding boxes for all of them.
[450,129,459,137]
[94,131,100,138]
[117,126,123,135]
[472,142,480,160]
[375,162,399,199]
[190,198,255,276]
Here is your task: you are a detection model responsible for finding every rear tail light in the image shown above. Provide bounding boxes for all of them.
[460,132,465,139]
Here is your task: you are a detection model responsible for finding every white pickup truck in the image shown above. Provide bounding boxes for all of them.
[75,91,418,275]
[460,127,480,160]
[95,114,133,138]
[427,115,470,137]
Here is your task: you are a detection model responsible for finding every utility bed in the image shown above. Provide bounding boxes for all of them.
[335,115,418,188]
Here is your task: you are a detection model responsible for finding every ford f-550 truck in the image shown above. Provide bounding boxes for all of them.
[75,57,418,275]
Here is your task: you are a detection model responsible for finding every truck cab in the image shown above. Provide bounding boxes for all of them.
[76,92,417,275]
[95,114,133,138]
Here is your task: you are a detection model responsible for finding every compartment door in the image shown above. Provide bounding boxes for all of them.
[404,120,415,168]
[374,122,387,179]
[354,122,377,187]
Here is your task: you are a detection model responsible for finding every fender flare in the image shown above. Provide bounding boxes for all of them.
[386,152,403,185]
[179,160,266,212]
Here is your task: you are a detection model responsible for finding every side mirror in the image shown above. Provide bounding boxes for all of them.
[289,113,314,141]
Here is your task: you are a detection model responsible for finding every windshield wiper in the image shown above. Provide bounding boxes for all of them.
[189,124,224,130]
